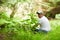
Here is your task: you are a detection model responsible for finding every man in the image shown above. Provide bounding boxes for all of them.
[34,10,51,33]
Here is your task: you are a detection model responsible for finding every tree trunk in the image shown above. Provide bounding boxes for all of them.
[46,6,60,19]
[10,3,17,18]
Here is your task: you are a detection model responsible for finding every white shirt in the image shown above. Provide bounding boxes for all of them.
[38,16,51,31]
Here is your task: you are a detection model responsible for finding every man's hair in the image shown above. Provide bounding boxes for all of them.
[36,12,43,14]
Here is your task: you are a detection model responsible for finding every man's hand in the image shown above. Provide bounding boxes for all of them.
[31,23,39,31]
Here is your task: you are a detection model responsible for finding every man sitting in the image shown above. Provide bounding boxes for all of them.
[34,10,51,33]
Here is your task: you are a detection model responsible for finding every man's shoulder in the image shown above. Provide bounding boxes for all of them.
[40,16,46,20]
[42,16,48,20]
[40,16,49,22]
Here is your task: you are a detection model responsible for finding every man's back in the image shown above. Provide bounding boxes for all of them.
[38,16,51,31]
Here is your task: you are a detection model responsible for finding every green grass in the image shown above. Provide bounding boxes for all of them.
[0,20,60,40]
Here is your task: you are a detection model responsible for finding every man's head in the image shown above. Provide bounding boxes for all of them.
[36,11,44,18]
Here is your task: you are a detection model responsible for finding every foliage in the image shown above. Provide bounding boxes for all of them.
[0,11,38,32]
[0,11,38,40]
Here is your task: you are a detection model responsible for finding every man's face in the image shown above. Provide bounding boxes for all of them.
[38,14,43,18]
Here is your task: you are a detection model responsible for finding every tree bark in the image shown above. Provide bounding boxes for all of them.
[10,3,17,18]
[46,6,60,19]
